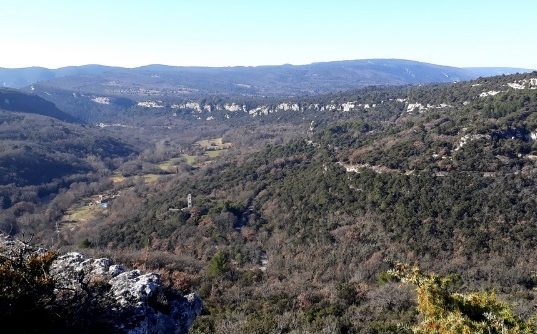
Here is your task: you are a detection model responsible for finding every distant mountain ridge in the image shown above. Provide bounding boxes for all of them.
[1,59,533,97]
[0,65,117,89]
[466,67,534,77]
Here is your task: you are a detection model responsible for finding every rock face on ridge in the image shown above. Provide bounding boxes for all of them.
[0,235,202,334]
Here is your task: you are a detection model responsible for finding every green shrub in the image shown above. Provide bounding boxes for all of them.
[207,251,230,280]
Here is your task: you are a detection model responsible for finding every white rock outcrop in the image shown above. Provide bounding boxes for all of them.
[479,91,502,98]
[507,82,525,90]
[407,103,427,113]
[0,235,202,334]
[454,134,491,151]
[92,96,111,105]
[49,252,202,334]
[276,103,300,112]
[224,103,243,112]
[341,102,355,112]
[137,101,165,108]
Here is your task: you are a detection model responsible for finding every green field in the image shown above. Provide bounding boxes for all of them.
[142,174,161,183]
[196,137,231,150]
[64,204,98,223]
[158,157,184,172]
[62,195,108,227]
[110,174,127,184]
[206,150,224,158]
[182,154,198,165]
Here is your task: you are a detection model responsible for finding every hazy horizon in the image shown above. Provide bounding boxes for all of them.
[0,58,535,71]
[1,0,536,69]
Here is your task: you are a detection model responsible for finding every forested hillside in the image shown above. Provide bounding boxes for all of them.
[3,73,537,332]
[0,111,134,186]
[0,88,77,122]
[0,97,139,239]
[45,73,537,332]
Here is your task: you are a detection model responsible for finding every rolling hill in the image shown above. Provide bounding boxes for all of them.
[87,72,537,332]
[0,88,78,123]
[2,59,533,98]
[0,65,118,89]
[0,90,136,186]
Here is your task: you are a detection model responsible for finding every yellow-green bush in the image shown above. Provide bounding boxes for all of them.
[389,263,537,334]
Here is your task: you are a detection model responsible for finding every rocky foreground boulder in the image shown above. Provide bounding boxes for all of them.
[0,235,202,333]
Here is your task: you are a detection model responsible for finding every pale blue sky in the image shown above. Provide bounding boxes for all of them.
[1,0,535,68]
